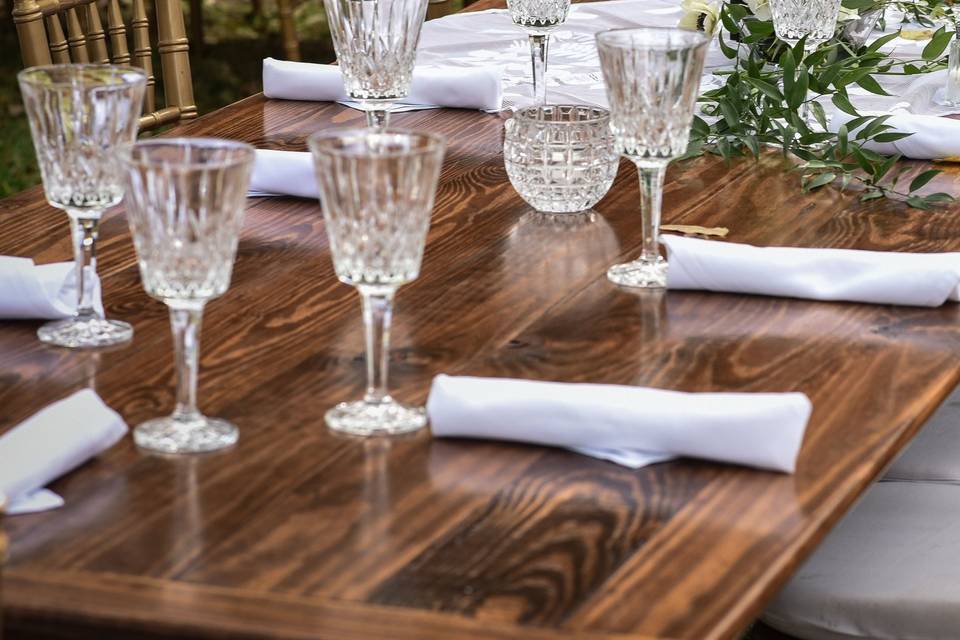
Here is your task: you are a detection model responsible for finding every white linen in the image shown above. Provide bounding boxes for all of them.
[0,256,103,319]
[884,383,960,483]
[262,58,504,112]
[831,111,960,160]
[764,483,960,640]
[427,374,812,473]
[663,235,960,307]
[248,149,317,198]
[0,389,128,515]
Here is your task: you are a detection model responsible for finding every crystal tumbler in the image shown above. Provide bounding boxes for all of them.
[504,104,619,213]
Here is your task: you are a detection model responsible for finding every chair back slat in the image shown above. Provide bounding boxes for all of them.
[155,0,196,120]
[45,14,71,63]
[106,0,130,64]
[12,0,53,66]
[64,7,89,62]
[83,0,109,63]
[131,0,157,114]
[13,0,197,130]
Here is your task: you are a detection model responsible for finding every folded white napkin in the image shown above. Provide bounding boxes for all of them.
[831,112,960,160]
[0,389,128,515]
[262,58,504,112]
[663,235,960,307]
[0,256,103,319]
[427,375,812,473]
[248,149,317,198]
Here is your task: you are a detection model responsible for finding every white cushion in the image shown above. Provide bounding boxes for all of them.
[763,483,960,640]
[884,384,960,483]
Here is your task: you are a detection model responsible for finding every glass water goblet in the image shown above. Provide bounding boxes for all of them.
[308,128,445,436]
[18,64,146,348]
[596,27,709,289]
[769,0,842,125]
[323,0,429,129]
[507,0,571,105]
[121,139,255,454]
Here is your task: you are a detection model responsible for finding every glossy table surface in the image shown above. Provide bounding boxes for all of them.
[4,11,960,640]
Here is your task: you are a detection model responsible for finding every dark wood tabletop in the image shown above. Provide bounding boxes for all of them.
[4,7,960,639]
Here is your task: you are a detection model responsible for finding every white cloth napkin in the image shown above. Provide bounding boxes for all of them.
[831,111,960,160]
[0,389,128,515]
[248,149,317,198]
[427,375,812,473]
[0,256,103,319]
[663,235,960,307]
[262,58,504,112]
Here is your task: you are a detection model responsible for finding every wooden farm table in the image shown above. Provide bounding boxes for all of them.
[4,7,960,639]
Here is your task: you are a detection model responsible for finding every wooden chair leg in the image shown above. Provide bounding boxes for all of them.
[277,0,299,61]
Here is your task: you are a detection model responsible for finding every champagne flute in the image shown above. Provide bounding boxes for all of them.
[508,0,571,104]
[121,139,255,454]
[18,64,146,348]
[324,0,429,129]
[597,27,709,289]
[308,128,445,435]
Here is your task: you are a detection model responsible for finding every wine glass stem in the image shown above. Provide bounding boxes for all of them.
[366,109,390,129]
[635,161,668,264]
[359,286,395,405]
[169,303,205,422]
[68,213,101,320]
[529,33,549,104]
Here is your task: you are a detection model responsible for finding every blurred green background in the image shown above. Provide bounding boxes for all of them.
[0,0,339,198]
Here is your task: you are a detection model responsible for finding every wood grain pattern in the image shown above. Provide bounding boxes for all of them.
[4,4,960,638]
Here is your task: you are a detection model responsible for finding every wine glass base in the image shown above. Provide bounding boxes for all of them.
[134,415,238,454]
[607,257,668,289]
[38,317,133,349]
[325,399,427,436]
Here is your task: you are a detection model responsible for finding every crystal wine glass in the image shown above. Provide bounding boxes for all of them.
[769,0,842,124]
[121,139,255,454]
[308,128,445,436]
[18,64,146,348]
[596,27,709,289]
[507,0,571,105]
[324,0,429,129]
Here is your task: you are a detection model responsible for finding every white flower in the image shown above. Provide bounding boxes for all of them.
[678,0,721,34]
[745,0,772,21]
[837,6,860,22]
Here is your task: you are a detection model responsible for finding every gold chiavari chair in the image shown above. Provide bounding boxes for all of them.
[11,0,197,130]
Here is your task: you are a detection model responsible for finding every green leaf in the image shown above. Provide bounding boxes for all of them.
[922,27,952,61]
[717,30,737,59]
[832,92,860,117]
[909,169,941,192]
[906,196,932,210]
[788,66,809,109]
[744,76,784,102]
[842,0,876,9]
[872,132,913,143]
[860,189,885,202]
[720,7,741,34]
[856,74,892,96]
[806,172,837,191]
[811,101,828,131]
[718,98,740,129]
[865,31,900,54]
[691,115,711,139]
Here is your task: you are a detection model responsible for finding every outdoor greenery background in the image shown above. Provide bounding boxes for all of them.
[0,0,342,198]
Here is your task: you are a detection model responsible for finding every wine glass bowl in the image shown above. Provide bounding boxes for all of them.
[18,64,146,348]
[596,27,709,289]
[323,0,429,129]
[768,0,843,48]
[121,139,255,454]
[308,128,445,436]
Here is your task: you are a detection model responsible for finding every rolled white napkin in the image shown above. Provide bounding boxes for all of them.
[0,256,103,319]
[249,149,317,198]
[831,112,960,160]
[427,375,812,473]
[0,389,128,515]
[663,235,960,307]
[262,58,504,111]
